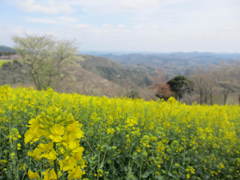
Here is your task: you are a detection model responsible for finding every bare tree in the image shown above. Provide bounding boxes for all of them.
[190,67,217,105]
[13,35,77,90]
[191,62,240,105]
[214,62,240,104]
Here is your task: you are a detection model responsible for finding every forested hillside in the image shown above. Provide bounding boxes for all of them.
[0,54,157,99]
[78,55,156,87]
[94,52,240,77]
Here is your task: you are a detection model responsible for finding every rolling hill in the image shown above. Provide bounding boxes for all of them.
[77,55,157,88]
[90,52,240,78]
[0,55,157,99]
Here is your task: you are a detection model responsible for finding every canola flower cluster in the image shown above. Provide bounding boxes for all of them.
[25,106,85,180]
[1,86,240,179]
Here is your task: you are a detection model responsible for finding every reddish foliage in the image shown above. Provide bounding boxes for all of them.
[155,83,173,100]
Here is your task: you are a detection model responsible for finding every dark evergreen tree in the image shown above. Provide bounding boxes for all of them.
[167,75,193,100]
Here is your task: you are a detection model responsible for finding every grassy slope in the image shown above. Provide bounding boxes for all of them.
[0,60,11,67]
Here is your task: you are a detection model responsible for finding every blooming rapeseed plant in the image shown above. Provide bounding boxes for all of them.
[24,106,86,179]
[1,86,240,179]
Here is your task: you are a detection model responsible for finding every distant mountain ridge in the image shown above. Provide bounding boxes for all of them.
[0,46,16,54]
[90,52,240,64]
[86,52,240,78]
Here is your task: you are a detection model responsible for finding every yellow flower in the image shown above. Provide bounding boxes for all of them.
[9,128,21,141]
[28,170,40,179]
[73,146,84,154]
[59,156,76,171]
[68,166,85,180]
[218,163,225,169]
[64,140,79,150]
[49,125,64,142]
[42,150,57,161]
[19,163,27,170]
[186,174,191,179]
[28,143,57,161]
[24,126,42,144]
[106,128,115,135]
[0,159,7,164]
[17,143,21,150]
[125,117,138,128]
[168,97,177,103]
[66,122,84,139]
[186,166,195,174]
[43,169,57,180]
[10,152,15,159]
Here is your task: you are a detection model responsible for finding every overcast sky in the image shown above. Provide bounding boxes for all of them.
[0,0,240,52]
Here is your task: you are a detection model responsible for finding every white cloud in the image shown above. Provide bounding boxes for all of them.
[26,16,77,24]
[75,24,90,29]
[12,0,192,15]
[14,0,74,14]
[119,0,174,10]
[2,19,240,52]
[0,25,42,45]
[27,18,58,24]
[2,0,240,52]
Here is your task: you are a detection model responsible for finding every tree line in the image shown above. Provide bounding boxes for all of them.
[155,63,240,105]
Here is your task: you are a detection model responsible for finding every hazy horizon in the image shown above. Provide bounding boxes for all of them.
[80,51,240,55]
[1,0,240,52]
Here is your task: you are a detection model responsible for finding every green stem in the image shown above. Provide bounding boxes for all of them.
[53,143,59,179]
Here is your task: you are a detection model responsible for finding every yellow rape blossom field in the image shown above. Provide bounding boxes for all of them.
[1,86,240,179]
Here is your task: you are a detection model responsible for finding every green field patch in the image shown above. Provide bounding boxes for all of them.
[0,59,11,67]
